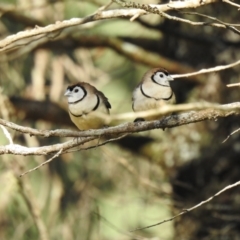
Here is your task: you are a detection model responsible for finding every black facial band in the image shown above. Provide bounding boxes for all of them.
[151,74,170,87]
[68,87,87,104]
[92,95,100,111]
[140,84,152,98]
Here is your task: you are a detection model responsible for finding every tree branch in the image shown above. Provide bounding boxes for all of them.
[19,149,63,177]
[172,58,240,79]
[0,136,96,156]
[0,0,218,53]
[0,102,239,156]
[114,0,240,35]
[131,180,240,231]
[222,0,240,8]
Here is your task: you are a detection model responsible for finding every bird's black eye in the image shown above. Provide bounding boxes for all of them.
[159,73,164,78]
[74,88,79,93]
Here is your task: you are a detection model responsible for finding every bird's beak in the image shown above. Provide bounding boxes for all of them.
[168,75,174,81]
[64,89,71,97]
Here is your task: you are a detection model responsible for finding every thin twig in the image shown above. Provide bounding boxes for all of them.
[222,0,240,8]
[172,59,240,78]
[0,125,13,144]
[162,10,240,34]
[182,11,240,34]
[222,128,240,143]
[130,180,240,231]
[20,149,63,177]
[93,212,146,240]
[64,133,128,153]
[227,83,240,87]
[183,11,240,27]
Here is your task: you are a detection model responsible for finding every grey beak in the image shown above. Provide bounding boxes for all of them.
[168,75,174,81]
[64,89,71,97]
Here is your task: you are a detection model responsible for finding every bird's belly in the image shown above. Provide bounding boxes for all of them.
[69,112,105,130]
[134,98,167,111]
[133,97,175,120]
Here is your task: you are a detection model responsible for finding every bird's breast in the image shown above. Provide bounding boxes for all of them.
[133,85,175,112]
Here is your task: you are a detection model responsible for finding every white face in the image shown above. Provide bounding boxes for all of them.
[64,86,86,103]
[152,70,174,86]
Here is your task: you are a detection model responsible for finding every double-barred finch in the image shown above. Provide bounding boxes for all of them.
[64,82,111,130]
[132,68,175,120]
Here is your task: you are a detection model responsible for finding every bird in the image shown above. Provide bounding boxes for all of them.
[64,82,111,130]
[132,68,175,121]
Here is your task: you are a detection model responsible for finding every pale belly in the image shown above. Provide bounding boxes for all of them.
[133,95,176,120]
[69,112,106,130]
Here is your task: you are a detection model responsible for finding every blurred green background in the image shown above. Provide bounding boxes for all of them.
[0,0,240,239]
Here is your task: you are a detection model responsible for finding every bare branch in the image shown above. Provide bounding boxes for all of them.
[1,102,240,137]
[20,149,63,177]
[63,133,129,154]
[115,0,240,34]
[182,11,240,35]
[131,180,240,231]
[0,0,218,53]
[0,136,96,156]
[2,102,240,137]
[0,125,13,144]
[183,11,240,27]
[93,212,146,240]
[222,127,240,143]
[222,0,240,8]
[227,83,240,87]
[0,102,239,156]
[172,59,240,78]
[104,102,240,122]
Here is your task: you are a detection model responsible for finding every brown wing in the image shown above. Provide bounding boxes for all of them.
[96,90,111,110]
